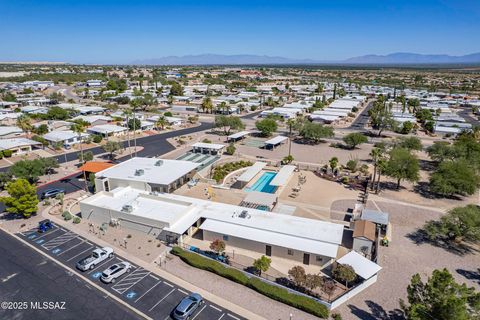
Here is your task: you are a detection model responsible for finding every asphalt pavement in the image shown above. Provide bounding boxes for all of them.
[15,224,245,320]
[0,229,141,320]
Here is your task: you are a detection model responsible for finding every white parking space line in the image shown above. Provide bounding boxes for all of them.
[87,256,115,274]
[66,245,95,262]
[42,232,78,250]
[149,288,175,312]
[218,314,225,320]
[32,228,61,241]
[111,268,151,294]
[227,314,240,320]
[134,281,160,303]
[19,227,38,236]
[163,281,173,288]
[210,304,222,312]
[57,240,87,256]
[192,304,207,320]
[151,275,159,280]
[178,288,188,295]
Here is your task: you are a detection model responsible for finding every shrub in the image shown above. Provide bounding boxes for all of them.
[248,277,329,318]
[0,151,3,159]
[341,176,349,184]
[171,247,249,285]
[73,216,81,224]
[92,135,103,143]
[3,150,13,158]
[171,247,329,318]
[202,138,212,143]
[225,143,236,155]
[62,211,72,221]
[250,105,257,111]
[346,159,358,172]
[164,111,173,117]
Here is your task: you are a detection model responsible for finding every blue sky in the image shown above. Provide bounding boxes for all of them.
[1,0,479,63]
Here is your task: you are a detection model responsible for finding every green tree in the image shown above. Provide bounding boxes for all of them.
[304,274,324,291]
[253,255,271,276]
[201,96,214,113]
[16,115,33,137]
[396,136,423,151]
[329,157,339,173]
[427,141,454,162]
[10,159,46,184]
[45,106,70,120]
[385,148,420,189]
[400,121,414,134]
[226,143,236,155]
[169,82,183,96]
[3,92,16,102]
[429,160,479,197]
[78,151,94,164]
[299,122,334,143]
[255,118,278,137]
[401,268,480,320]
[368,98,394,136]
[127,118,142,131]
[102,141,121,160]
[342,132,368,149]
[423,205,480,244]
[0,179,39,218]
[214,115,245,135]
[33,124,49,135]
[332,264,356,288]
[155,116,168,131]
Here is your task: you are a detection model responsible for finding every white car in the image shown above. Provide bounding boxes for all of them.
[76,247,114,271]
[100,262,132,283]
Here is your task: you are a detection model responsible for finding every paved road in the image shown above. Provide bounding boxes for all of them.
[16,225,245,320]
[0,229,140,320]
[346,100,374,131]
[458,108,480,126]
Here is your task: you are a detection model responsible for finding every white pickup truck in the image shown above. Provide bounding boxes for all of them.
[76,247,114,271]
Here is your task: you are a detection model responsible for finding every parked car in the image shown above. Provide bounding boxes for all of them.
[100,262,131,283]
[76,247,113,271]
[40,188,65,199]
[171,293,204,320]
[37,219,54,233]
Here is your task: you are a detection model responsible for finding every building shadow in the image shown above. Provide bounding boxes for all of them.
[347,300,404,320]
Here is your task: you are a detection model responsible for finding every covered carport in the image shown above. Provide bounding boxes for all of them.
[264,135,287,150]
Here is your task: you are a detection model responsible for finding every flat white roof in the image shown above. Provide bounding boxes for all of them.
[237,162,267,183]
[270,165,295,187]
[200,219,339,258]
[88,124,127,134]
[0,138,41,150]
[0,126,22,136]
[337,251,382,279]
[191,142,225,150]
[228,131,250,139]
[264,136,287,145]
[44,130,85,142]
[81,187,344,258]
[96,157,200,186]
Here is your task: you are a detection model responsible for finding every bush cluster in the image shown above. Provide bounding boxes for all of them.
[212,160,252,182]
[171,247,329,318]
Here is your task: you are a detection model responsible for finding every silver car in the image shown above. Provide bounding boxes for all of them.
[100,262,131,283]
[172,293,203,320]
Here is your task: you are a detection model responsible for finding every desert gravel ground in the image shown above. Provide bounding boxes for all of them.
[333,200,480,320]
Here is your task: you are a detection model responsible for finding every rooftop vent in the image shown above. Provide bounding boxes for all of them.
[239,210,251,219]
[134,169,145,176]
[121,205,133,213]
[155,160,164,167]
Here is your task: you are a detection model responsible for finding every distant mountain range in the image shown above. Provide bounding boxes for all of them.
[131,52,480,65]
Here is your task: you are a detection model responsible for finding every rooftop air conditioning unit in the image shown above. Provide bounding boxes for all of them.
[239,210,250,219]
[155,160,164,166]
[134,169,144,176]
[121,205,133,213]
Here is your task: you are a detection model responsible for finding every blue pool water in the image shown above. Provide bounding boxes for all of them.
[247,171,277,193]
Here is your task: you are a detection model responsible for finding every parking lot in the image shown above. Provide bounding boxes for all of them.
[18,224,245,320]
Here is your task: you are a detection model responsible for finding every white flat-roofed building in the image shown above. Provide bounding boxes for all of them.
[191,142,225,155]
[87,124,127,137]
[43,130,89,148]
[94,157,201,193]
[0,138,42,155]
[270,165,296,187]
[336,251,381,280]
[80,186,344,266]
[72,115,112,126]
[0,126,24,139]
[227,131,250,142]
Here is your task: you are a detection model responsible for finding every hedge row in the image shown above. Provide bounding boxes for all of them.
[171,247,249,285]
[171,247,329,319]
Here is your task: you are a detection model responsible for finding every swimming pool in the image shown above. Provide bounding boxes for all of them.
[247,171,277,193]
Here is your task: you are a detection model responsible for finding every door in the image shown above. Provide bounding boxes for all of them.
[303,253,310,265]
[265,245,272,257]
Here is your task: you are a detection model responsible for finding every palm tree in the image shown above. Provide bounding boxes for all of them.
[375,158,387,194]
[122,109,132,157]
[71,123,88,191]
[129,99,141,157]
[155,116,168,131]
[16,115,33,138]
[201,97,213,114]
[286,118,295,157]
[369,148,380,191]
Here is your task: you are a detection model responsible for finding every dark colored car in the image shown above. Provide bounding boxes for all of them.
[171,293,203,320]
[41,188,65,199]
[38,219,54,233]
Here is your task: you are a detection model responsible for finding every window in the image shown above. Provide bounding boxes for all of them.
[223,235,229,241]
[316,255,323,262]
[287,249,294,256]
